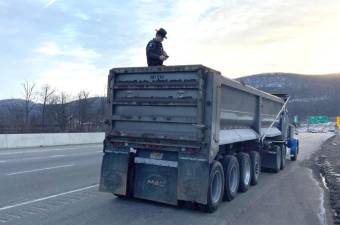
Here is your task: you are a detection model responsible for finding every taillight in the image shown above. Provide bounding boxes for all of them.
[143,144,162,150]
[182,147,200,154]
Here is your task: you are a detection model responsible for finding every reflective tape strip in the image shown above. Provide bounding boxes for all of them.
[266,150,277,154]
[179,157,208,162]
[134,157,178,168]
[112,151,128,154]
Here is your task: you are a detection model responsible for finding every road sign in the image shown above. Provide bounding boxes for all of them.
[308,116,329,124]
[337,116,340,129]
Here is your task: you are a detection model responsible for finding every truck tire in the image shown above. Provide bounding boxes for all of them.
[113,193,125,198]
[250,151,261,185]
[237,153,251,192]
[202,160,225,212]
[272,145,281,173]
[291,154,297,161]
[280,145,286,170]
[222,155,239,201]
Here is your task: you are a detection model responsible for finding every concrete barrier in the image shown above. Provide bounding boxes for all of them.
[0,135,7,148]
[0,132,104,149]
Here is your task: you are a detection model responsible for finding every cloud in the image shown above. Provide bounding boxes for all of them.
[45,0,58,7]
[134,0,340,75]
[35,41,101,60]
[36,62,107,97]
[35,42,62,56]
[1,0,340,99]
[74,12,89,21]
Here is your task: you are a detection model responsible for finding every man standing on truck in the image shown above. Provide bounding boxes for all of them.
[146,28,169,66]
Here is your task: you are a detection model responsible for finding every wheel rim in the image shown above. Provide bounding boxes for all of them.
[229,165,238,192]
[244,159,251,185]
[211,170,223,203]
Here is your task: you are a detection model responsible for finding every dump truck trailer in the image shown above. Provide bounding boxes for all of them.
[99,65,299,212]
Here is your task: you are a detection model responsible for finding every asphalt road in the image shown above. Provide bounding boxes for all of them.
[0,133,332,225]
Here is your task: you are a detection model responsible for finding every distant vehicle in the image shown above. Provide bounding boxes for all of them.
[99,65,299,212]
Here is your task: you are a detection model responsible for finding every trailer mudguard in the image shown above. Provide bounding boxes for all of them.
[133,150,178,205]
[99,151,130,195]
[177,154,209,204]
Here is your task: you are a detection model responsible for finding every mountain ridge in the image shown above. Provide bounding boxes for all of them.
[236,73,340,121]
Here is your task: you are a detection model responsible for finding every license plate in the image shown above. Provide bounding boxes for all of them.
[150,152,163,160]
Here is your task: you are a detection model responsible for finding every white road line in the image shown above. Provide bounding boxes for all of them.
[0,184,98,212]
[0,145,101,156]
[0,148,80,156]
[0,151,102,164]
[0,160,7,163]
[50,154,66,158]
[7,164,74,176]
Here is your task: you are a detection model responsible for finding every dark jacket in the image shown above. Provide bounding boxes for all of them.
[146,39,164,66]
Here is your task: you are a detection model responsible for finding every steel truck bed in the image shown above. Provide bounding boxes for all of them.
[99,65,295,211]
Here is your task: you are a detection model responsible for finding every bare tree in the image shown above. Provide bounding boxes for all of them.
[22,81,36,132]
[77,90,90,131]
[53,91,70,132]
[100,84,107,119]
[40,84,55,131]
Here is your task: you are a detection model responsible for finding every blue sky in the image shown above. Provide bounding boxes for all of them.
[1,0,340,100]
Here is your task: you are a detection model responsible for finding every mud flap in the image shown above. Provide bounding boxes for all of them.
[261,149,279,170]
[99,151,130,195]
[133,151,178,205]
[177,156,209,204]
[134,163,178,205]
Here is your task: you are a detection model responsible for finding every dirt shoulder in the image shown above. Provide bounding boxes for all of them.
[311,134,340,225]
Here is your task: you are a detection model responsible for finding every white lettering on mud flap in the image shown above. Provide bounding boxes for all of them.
[146,175,166,188]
